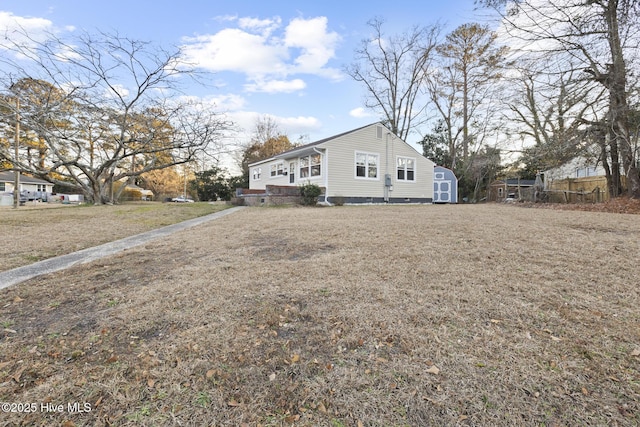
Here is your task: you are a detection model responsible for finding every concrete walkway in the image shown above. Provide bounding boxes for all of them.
[0,206,246,290]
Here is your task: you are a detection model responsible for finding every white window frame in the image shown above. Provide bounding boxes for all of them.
[396,156,416,182]
[299,153,322,179]
[355,151,379,180]
[252,167,262,180]
[270,162,284,178]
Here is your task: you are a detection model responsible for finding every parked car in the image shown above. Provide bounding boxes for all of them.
[172,196,194,203]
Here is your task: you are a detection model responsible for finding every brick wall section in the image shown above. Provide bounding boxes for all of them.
[236,185,325,206]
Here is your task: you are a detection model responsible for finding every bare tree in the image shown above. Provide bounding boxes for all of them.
[507,57,606,167]
[480,0,640,197]
[346,18,440,141]
[433,23,509,163]
[0,30,232,204]
[238,115,297,180]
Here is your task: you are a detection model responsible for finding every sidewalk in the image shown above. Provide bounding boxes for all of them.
[0,206,246,290]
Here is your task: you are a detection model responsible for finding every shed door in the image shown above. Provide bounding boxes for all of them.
[434,180,451,203]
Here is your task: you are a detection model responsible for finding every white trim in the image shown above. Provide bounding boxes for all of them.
[252,167,262,180]
[322,148,329,202]
[354,150,380,180]
[269,162,285,178]
[288,161,296,184]
[298,152,323,180]
[396,155,417,183]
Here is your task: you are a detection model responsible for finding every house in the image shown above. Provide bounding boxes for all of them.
[488,178,536,202]
[433,166,458,203]
[543,156,606,182]
[247,123,435,204]
[122,184,154,201]
[542,156,614,202]
[0,171,54,206]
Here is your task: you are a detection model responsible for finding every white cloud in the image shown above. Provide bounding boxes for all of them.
[0,11,55,50]
[182,28,288,75]
[349,107,374,118]
[278,115,322,133]
[238,16,281,36]
[244,78,306,94]
[226,111,322,142]
[181,15,342,93]
[284,16,342,79]
[208,93,246,111]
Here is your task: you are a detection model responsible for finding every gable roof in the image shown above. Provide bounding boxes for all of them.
[248,122,386,167]
[0,171,52,185]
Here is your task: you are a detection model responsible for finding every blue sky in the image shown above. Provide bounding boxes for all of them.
[1,0,490,165]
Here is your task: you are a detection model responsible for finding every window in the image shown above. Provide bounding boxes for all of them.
[37,184,46,192]
[252,168,262,180]
[355,152,379,179]
[397,157,415,181]
[576,166,598,178]
[0,182,5,192]
[270,162,284,177]
[299,156,309,178]
[299,154,322,178]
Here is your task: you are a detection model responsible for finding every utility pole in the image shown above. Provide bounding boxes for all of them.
[13,97,20,209]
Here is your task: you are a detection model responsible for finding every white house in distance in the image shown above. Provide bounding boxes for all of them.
[0,171,54,205]
[543,156,606,184]
[248,122,435,204]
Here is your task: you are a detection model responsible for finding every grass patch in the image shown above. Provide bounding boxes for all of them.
[0,204,639,425]
[0,202,230,272]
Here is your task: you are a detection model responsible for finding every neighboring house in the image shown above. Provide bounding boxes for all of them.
[247,123,435,204]
[488,178,535,202]
[433,166,458,203]
[0,171,54,205]
[122,184,154,201]
[543,156,606,183]
[543,157,612,202]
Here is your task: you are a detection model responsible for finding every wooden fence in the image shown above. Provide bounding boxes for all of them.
[545,176,626,203]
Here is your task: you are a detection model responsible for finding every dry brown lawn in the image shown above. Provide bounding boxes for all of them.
[0,204,639,426]
[0,202,229,272]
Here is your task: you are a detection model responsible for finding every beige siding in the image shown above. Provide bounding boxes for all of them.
[324,124,434,200]
[249,160,291,190]
[248,123,434,201]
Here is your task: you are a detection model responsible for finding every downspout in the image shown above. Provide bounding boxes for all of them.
[313,147,329,204]
[384,133,393,203]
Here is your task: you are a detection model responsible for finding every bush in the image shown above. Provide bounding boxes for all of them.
[299,183,322,206]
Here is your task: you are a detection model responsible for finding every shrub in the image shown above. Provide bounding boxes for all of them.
[299,183,322,206]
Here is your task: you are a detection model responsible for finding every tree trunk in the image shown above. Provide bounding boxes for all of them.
[605,0,640,197]
[608,132,623,197]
